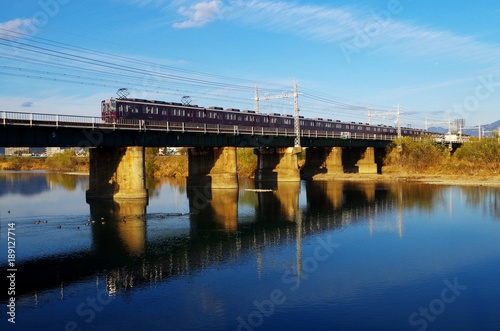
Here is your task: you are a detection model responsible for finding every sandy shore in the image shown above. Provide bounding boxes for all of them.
[311,173,500,187]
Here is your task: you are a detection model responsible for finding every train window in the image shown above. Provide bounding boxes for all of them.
[336,124,342,129]
[271,118,278,124]
[366,127,371,131]
[263,117,269,123]
[300,120,305,125]
[345,125,350,129]
[357,126,363,130]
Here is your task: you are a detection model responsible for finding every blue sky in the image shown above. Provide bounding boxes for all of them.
[1,0,500,129]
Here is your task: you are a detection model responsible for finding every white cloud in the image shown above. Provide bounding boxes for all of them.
[116,0,500,64]
[0,18,37,39]
[172,0,224,28]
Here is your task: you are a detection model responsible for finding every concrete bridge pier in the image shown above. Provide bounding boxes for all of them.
[187,147,238,189]
[254,147,301,183]
[302,147,344,178]
[355,147,378,174]
[86,146,148,200]
[342,147,380,174]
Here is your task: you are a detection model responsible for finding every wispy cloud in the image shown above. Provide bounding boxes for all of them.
[161,0,500,64]
[173,0,224,28]
[0,18,37,39]
[21,101,33,107]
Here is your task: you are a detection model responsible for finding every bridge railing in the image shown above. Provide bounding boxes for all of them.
[1,110,407,142]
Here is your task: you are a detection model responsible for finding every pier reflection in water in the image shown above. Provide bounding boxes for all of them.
[89,198,148,257]
[1,172,500,330]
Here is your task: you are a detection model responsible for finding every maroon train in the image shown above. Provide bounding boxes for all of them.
[101,97,429,138]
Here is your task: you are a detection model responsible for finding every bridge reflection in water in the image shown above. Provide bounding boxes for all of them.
[7,180,443,301]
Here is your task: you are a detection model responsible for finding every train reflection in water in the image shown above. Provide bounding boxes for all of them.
[6,180,442,301]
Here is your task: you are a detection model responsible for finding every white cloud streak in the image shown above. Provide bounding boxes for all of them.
[0,18,37,39]
[165,0,500,64]
[173,0,224,28]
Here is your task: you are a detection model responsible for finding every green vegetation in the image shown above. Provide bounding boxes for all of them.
[0,151,89,172]
[236,148,257,178]
[384,137,500,176]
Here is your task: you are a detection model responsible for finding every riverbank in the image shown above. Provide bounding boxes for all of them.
[311,173,500,187]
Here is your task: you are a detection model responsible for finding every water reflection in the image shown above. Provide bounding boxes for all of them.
[461,186,500,219]
[188,187,239,233]
[255,182,301,222]
[0,171,88,197]
[88,198,148,256]
[3,173,500,305]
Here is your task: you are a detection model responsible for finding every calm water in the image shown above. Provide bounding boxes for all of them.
[1,171,500,331]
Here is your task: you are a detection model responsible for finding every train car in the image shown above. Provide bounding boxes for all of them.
[101,97,431,139]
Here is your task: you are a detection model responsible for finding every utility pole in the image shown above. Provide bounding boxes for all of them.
[397,104,401,138]
[254,85,260,113]
[254,80,301,147]
[293,79,300,147]
[367,106,371,125]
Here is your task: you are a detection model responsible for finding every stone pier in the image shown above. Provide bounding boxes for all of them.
[86,146,148,200]
[187,147,238,189]
[254,147,301,182]
[355,147,378,174]
[302,147,343,178]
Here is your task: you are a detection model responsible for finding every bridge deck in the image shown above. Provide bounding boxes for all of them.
[1,111,399,148]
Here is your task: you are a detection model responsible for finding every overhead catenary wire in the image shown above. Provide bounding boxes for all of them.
[0,29,442,127]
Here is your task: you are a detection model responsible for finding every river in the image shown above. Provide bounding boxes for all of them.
[1,171,500,330]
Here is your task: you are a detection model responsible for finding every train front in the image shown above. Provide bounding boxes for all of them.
[101,98,116,122]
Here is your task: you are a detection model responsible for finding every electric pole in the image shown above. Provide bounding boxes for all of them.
[254,85,259,113]
[293,79,300,147]
[396,103,401,139]
[254,80,301,147]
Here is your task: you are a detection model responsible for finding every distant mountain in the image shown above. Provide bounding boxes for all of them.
[428,126,448,134]
[429,120,500,137]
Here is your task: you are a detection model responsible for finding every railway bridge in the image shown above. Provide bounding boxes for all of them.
[1,110,431,200]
